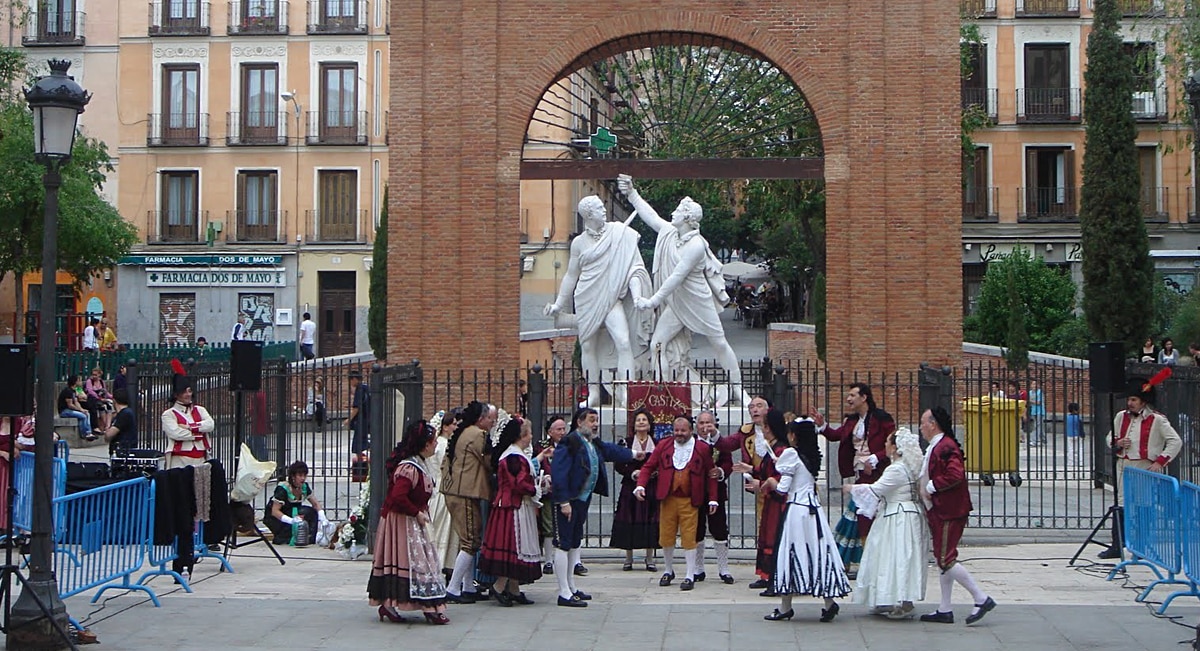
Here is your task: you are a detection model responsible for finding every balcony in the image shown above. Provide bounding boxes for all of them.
[226,112,288,146]
[1190,188,1200,223]
[149,1,211,35]
[306,0,367,34]
[305,209,370,243]
[1019,187,1078,223]
[22,11,85,46]
[227,210,287,243]
[961,88,998,122]
[1016,88,1081,124]
[147,113,210,147]
[963,187,998,223]
[305,110,368,145]
[1091,0,1167,16]
[146,210,210,244]
[960,0,997,17]
[1131,89,1167,122]
[1140,187,1169,223]
[228,0,288,34]
[1016,0,1080,16]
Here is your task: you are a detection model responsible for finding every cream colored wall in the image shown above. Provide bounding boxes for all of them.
[296,252,371,310]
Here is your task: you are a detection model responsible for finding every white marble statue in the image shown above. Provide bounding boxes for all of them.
[619,174,744,405]
[544,195,653,407]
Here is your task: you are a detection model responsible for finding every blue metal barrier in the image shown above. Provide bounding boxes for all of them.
[52,477,162,605]
[1108,467,1192,612]
[137,503,233,591]
[11,453,67,535]
[1157,481,1200,612]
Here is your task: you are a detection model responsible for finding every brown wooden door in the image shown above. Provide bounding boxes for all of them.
[318,170,357,241]
[318,271,356,356]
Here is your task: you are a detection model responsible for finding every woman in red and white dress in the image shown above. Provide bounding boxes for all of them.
[479,416,544,605]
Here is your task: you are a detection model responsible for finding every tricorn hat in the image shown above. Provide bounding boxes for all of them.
[1124,367,1172,404]
[170,359,192,399]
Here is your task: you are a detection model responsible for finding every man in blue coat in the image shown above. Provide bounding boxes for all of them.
[551,407,641,607]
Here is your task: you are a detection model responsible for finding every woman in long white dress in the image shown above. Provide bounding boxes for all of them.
[765,419,851,623]
[846,427,928,619]
[426,411,458,575]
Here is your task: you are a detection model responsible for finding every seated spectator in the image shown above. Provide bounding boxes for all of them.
[262,461,327,545]
[13,405,59,452]
[102,388,137,456]
[84,367,115,431]
[1159,338,1179,366]
[113,364,129,392]
[58,375,97,441]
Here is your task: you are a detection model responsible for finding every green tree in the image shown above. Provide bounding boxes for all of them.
[963,247,1077,353]
[368,186,388,359]
[1078,0,1154,350]
[1169,290,1200,352]
[1003,264,1030,371]
[812,272,826,362]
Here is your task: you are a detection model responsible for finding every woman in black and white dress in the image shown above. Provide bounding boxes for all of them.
[765,418,851,623]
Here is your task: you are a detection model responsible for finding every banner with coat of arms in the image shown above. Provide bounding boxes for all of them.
[626,382,692,440]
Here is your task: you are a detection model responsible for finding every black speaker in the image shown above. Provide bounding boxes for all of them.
[230,340,264,391]
[0,344,34,416]
[1089,341,1125,394]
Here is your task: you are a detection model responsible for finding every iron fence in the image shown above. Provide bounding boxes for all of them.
[117,353,1200,544]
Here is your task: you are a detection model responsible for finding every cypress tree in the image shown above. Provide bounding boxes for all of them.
[812,272,826,362]
[1078,0,1154,350]
[368,186,388,360]
[1003,263,1030,372]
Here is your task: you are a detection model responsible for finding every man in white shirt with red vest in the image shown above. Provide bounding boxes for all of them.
[1098,372,1182,559]
[162,360,215,469]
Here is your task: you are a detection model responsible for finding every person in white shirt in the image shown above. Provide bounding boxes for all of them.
[81,318,99,351]
[299,312,317,360]
[162,361,215,469]
[231,314,248,341]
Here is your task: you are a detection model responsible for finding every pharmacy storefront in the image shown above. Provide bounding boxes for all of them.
[116,253,298,345]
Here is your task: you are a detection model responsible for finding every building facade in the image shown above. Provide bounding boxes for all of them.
[963,0,1199,313]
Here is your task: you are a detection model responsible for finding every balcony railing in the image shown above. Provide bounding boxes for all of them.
[306,0,367,34]
[1016,88,1081,123]
[1016,0,1080,16]
[961,0,997,17]
[1090,0,1167,16]
[228,0,288,34]
[22,10,85,45]
[963,187,999,223]
[227,210,287,243]
[1131,89,1167,122]
[961,88,998,122]
[1141,186,1169,223]
[1019,186,1078,223]
[147,210,210,244]
[305,209,370,243]
[147,113,210,147]
[149,1,211,35]
[226,112,288,146]
[305,110,368,145]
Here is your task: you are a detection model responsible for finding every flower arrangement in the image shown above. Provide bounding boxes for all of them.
[337,480,369,560]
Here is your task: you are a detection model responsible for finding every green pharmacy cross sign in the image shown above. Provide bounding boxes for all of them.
[590,126,617,154]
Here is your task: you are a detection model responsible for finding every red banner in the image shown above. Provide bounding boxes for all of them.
[626,382,692,440]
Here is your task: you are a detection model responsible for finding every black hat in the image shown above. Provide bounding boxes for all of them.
[1124,367,1173,404]
[170,359,191,398]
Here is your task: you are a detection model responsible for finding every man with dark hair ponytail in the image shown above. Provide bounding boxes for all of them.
[441,401,497,603]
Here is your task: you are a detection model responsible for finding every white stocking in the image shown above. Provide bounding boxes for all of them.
[938,570,954,613]
[946,563,987,605]
[662,546,676,576]
[553,549,572,599]
[448,551,474,596]
[684,548,698,581]
[567,548,582,593]
[694,539,707,575]
[715,540,730,575]
[542,538,554,564]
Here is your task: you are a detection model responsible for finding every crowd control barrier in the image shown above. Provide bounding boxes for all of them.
[10,453,68,536]
[1108,468,1200,613]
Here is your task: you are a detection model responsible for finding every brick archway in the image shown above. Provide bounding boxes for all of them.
[390,2,962,373]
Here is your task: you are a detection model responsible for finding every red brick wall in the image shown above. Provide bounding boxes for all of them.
[390,1,962,372]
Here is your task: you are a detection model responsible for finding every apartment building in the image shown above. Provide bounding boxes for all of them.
[962,0,1199,313]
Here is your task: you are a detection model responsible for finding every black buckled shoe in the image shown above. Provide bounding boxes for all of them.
[659,572,675,587]
[748,578,770,589]
[965,597,996,625]
[693,571,706,582]
[494,591,513,607]
[763,608,794,621]
[445,591,476,605]
[511,592,534,605]
[573,590,592,601]
[919,611,954,624]
[679,578,694,591]
[574,563,588,576]
[719,573,735,585]
[557,594,587,608]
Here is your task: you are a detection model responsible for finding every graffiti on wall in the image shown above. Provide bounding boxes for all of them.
[159,293,196,345]
[238,293,275,341]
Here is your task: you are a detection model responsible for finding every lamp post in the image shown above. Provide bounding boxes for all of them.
[11,58,89,650]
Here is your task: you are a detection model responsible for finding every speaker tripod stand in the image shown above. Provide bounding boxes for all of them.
[1071,391,1122,565]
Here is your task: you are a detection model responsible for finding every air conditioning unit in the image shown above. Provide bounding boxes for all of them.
[1132,92,1156,118]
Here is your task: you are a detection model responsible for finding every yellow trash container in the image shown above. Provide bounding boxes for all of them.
[960,396,1024,487]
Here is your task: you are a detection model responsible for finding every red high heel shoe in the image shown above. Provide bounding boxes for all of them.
[378,605,405,623]
[424,612,450,625]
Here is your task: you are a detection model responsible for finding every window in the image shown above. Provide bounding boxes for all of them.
[318,170,357,241]
[236,171,278,240]
[320,63,357,142]
[1022,44,1070,121]
[323,0,356,21]
[163,64,200,143]
[1024,147,1075,220]
[31,0,80,43]
[161,171,199,241]
[1138,146,1164,221]
[963,147,992,221]
[240,64,278,141]
[163,0,204,31]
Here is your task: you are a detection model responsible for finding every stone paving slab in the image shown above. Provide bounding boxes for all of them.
[28,543,1197,651]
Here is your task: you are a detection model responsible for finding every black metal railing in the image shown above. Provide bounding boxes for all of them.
[1017,88,1081,123]
[1116,0,1165,16]
[22,10,85,45]
[963,186,998,223]
[148,1,211,35]
[1016,0,1081,15]
[1019,186,1078,222]
[227,0,289,34]
[306,0,367,34]
[146,210,210,243]
[1189,187,1199,223]
[147,113,210,147]
[1141,186,1169,223]
[1131,88,1167,122]
[961,0,997,16]
[225,111,288,146]
[228,209,287,243]
[304,209,369,242]
[304,110,368,145]
[961,87,998,121]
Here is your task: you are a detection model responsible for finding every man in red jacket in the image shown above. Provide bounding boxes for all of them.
[918,407,996,626]
[635,415,718,591]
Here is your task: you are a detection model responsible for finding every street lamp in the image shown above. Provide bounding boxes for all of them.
[12,58,89,649]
